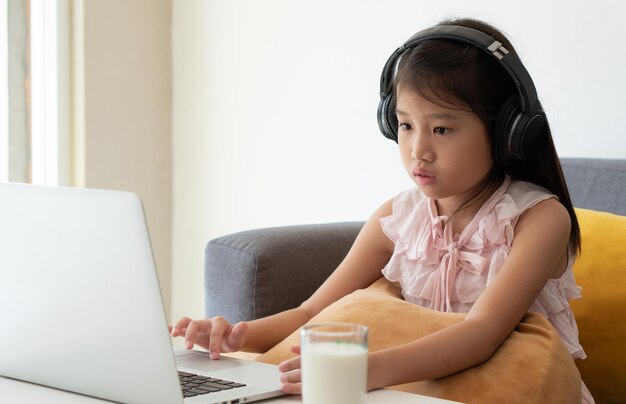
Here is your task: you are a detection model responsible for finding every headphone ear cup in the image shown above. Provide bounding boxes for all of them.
[377,94,398,142]
[493,95,524,165]
[494,95,547,165]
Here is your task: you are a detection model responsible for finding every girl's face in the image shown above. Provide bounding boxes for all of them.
[396,89,494,215]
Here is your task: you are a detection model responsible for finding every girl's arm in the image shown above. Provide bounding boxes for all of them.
[173,199,395,356]
[367,198,571,389]
[240,198,395,353]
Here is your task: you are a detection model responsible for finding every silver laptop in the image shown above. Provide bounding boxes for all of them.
[0,182,285,404]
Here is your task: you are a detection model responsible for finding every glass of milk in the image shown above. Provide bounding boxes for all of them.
[300,322,368,404]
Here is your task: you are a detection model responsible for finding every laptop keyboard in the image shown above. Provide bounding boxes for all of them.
[178,371,247,398]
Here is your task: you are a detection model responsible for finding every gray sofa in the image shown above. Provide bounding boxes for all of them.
[205,157,625,323]
[204,157,626,402]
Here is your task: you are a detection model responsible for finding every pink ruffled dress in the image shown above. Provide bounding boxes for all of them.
[380,176,593,403]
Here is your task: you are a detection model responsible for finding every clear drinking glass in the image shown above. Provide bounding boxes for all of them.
[300,322,369,404]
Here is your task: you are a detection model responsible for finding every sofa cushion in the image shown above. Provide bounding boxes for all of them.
[570,208,626,403]
[257,277,581,403]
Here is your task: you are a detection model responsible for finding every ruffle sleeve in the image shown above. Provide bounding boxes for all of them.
[380,188,429,258]
[379,188,439,294]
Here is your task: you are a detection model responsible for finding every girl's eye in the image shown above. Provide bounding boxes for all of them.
[398,123,412,132]
[434,127,449,136]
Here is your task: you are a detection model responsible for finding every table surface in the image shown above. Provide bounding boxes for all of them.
[0,375,460,403]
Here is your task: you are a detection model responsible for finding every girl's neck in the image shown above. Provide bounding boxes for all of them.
[439,170,505,217]
[434,176,505,235]
[434,191,487,219]
[434,198,480,237]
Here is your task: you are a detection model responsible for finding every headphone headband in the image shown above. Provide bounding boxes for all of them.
[379,25,540,115]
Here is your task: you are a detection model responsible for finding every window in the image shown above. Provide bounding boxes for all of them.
[2,0,69,185]
[1,0,11,182]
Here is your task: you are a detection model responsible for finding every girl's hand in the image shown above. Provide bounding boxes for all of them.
[169,316,248,359]
[277,345,303,394]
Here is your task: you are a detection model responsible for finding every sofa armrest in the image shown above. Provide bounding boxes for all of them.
[204,222,364,323]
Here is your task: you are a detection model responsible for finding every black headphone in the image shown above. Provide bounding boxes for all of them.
[377,25,546,165]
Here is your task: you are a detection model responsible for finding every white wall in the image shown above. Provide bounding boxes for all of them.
[72,0,173,318]
[171,0,626,324]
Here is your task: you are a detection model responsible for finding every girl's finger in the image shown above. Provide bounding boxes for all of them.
[281,382,302,395]
[289,345,301,355]
[185,319,212,350]
[208,317,229,359]
[278,355,301,373]
[280,370,301,384]
[171,316,193,337]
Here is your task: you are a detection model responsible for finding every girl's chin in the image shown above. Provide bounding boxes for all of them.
[414,183,453,202]
[414,183,438,198]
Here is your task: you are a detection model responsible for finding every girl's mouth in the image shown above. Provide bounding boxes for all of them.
[413,168,436,185]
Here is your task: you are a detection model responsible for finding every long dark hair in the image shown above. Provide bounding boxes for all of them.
[393,18,581,254]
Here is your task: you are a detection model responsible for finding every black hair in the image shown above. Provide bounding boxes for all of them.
[393,18,581,254]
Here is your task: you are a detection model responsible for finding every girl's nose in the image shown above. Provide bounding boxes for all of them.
[411,130,433,162]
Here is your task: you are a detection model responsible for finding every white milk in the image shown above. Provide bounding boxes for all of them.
[301,341,368,404]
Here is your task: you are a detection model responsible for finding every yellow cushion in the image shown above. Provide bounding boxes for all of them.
[257,277,581,403]
[570,208,626,403]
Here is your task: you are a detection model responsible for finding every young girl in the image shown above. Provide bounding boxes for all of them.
[172,18,593,402]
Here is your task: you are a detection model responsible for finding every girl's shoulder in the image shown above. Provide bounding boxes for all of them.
[495,179,557,221]
[391,186,426,211]
[388,187,431,225]
[379,187,429,246]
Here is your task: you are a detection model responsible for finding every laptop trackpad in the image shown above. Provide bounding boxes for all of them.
[175,351,252,373]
